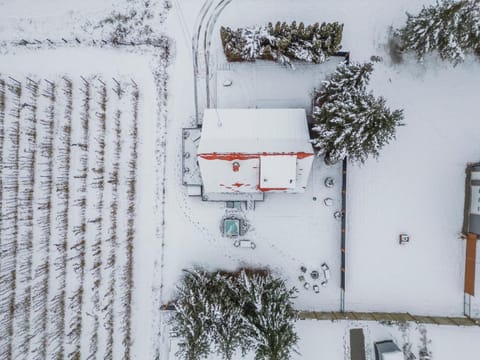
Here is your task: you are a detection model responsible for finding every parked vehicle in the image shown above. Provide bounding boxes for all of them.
[374,340,403,360]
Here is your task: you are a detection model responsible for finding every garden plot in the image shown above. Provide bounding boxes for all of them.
[0,48,160,359]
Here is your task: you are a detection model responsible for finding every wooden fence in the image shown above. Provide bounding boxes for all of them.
[298,311,480,327]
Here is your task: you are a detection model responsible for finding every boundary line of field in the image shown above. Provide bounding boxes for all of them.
[298,311,480,327]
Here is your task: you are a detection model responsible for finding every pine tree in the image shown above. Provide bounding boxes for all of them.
[314,62,373,105]
[237,272,298,360]
[211,274,252,360]
[170,269,299,360]
[396,0,480,64]
[171,269,215,360]
[312,62,404,164]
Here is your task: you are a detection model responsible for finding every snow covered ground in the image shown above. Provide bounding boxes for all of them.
[0,0,119,41]
[214,58,340,110]
[1,0,480,358]
[167,0,480,318]
[293,319,480,360]
[347,60,480,316]
[166,317,480,360]
[163,0,480,357]
[163,0,348,312]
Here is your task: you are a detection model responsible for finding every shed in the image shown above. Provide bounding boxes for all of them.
[197,109,314,197]
[349,328,366,360]
[467,164,480,235]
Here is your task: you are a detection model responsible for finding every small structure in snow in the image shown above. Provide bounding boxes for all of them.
[399,233,410,245]
[466,164,480,235]
[324,177,335,188]
[350,328,366,360]
[197,109,315,200]
[224,218,240,237]
[321,263,330,284]
[234,239,256,249]
[334,211,342,220]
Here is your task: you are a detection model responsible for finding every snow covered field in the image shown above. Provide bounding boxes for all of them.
[347,61,480,316]
[0,47,161,359]
[1,0,480,359]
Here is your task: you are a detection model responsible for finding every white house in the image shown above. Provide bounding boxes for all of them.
[197,109,314,197]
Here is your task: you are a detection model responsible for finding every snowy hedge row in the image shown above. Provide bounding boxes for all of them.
[171,268,298,360]
[220,21,343,65]
[395,0,480,64]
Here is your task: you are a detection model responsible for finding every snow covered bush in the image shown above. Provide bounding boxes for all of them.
[311,62,404,164]
[171,268,298,360]
[93,0,169,44]
[220,21,343,66]
[395,0,480,64]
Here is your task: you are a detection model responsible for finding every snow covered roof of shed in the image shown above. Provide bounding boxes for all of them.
[197,108,313,155]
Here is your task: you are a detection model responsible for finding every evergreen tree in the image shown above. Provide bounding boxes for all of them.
[211,274,252,360]
[396,0,480,64]
[171,269,215,360]
[312,62,404,164]
[170,268,299,360]
[237,272,299,360]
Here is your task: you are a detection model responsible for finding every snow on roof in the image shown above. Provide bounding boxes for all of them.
[198,108,313,154]
[259,155,297,190]
[382,352,404,360]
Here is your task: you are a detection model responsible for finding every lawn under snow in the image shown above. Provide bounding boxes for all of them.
[347,61,480,316]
